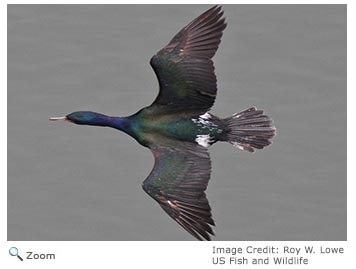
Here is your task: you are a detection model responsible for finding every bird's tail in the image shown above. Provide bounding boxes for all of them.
[223,107,276,152]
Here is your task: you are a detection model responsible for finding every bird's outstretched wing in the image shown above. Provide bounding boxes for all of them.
[142,142,215,240]
[149,5,226,113]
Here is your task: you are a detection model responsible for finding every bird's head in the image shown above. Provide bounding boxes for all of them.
[50,111,109,126]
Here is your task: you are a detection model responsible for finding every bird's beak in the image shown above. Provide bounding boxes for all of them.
[49,116,67,121]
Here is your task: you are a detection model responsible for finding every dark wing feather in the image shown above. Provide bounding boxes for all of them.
[142,143,215,240]
[150,5,226,112]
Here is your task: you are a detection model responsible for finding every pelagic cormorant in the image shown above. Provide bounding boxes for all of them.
[50,5,276,240]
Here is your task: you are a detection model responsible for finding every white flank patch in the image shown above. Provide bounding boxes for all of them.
[195,134,212,148]
[191,113,216,128]
[200,112,211,120]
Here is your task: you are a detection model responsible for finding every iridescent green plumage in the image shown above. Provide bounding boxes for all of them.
[50,5,276,241]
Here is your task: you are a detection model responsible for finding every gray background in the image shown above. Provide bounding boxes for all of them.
[8,5,346,241]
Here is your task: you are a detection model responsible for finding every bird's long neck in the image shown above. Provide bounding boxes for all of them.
[108,116,132,134]
[87,113,132,134]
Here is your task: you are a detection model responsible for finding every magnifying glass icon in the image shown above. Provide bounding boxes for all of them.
[9,247,23,261]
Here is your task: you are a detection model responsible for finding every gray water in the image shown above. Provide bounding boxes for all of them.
[8,5,346,241]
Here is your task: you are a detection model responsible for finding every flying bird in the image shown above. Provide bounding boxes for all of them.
[50,5,276,240]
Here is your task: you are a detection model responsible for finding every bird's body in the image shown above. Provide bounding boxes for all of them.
[67,109,227,148]
[129,109,226,147]
[50,6,276,240]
